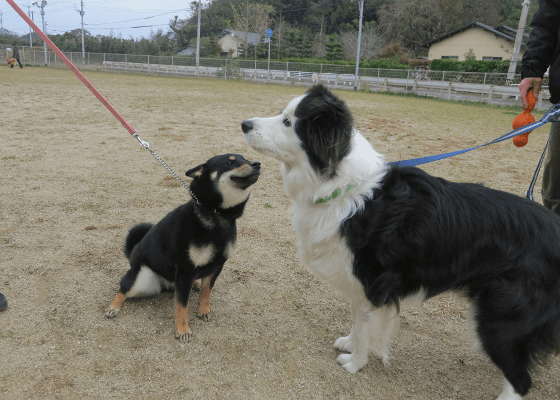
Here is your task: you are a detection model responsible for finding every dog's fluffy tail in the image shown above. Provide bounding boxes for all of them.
[123,222,153,259]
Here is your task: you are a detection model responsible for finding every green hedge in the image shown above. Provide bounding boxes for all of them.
[430,59,522,74]
[243,56,409,69]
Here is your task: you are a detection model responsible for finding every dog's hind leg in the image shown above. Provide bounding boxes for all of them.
[496,378,523,400]
[476,312,532,399]
[106,266,164,317]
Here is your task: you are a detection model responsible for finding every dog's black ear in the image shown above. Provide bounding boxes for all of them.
[294,84,353,179]
[185,164,205,179]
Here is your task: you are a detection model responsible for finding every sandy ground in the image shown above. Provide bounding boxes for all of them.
[1,67,558,400]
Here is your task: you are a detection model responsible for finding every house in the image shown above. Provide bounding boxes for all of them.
[216,29,262,58]
[422,21,523,61]
[177,46,197,56]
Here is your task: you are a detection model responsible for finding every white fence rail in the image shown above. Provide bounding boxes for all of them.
[4,49,552,110]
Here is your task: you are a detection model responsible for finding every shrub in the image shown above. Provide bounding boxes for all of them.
[430,59,522,74]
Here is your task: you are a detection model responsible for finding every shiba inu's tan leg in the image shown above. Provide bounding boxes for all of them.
[197,276,212,321]
[174,295,192,343]
[106,293,126,317]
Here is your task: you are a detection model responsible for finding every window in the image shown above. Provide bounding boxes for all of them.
[441,56,459,60]
[482,56,503,61]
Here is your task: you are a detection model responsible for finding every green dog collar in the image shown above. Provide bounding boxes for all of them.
[315,184,355,204]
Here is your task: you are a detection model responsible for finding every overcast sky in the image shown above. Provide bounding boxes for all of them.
[1,0,194,40]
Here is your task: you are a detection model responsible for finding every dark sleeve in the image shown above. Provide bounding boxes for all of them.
[521,0,560,79]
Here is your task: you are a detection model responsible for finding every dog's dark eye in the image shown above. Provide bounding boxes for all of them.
[227,160,235,165]
[283,117,292,127]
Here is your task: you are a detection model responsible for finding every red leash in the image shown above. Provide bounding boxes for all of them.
[7,0,199,199]
[6,0,137,136]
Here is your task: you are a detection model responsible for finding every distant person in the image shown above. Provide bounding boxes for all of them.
[12,43,23,68]
[0,292,7,311]
[519,0,559,216]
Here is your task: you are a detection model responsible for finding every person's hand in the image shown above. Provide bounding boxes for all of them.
[519,77,542,109]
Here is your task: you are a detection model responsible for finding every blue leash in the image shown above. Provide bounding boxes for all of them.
[389,104,560,168]
[389,104,560,201]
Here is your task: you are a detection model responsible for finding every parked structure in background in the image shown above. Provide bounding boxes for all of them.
[423,21,524,62]
[216,29,261,58]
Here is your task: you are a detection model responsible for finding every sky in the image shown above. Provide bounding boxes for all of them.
[1,0,195,40]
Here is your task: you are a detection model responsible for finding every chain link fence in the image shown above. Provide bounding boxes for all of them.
[5,48,534,86]
[6,48,554,109]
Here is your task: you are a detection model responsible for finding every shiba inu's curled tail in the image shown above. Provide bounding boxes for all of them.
[123,222,153,259]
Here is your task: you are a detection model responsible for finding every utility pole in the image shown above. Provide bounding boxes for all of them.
[353,0,364,91]
[507,0,531,80]
[28,7,33,46]
[77,0,85,60]
[196,0,201,69]
[32,0,48,66]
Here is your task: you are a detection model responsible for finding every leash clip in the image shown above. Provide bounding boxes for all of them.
[542,103,560,123]
[133,133,150,150]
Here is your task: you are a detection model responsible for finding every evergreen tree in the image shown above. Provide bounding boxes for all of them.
[325,34,342,61]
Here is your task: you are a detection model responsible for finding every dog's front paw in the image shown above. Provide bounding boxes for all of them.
[105,308,120,318]
[337,353,368,374]
[334,336,354,353]
[175,328,193,343]
[197,311,210,321]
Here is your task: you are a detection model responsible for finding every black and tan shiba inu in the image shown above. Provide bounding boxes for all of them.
[106,154,261,343]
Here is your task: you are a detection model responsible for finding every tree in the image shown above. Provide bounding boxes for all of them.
[284,29,313,58]
[231,1,273,59]
[150,30,173,56]
[325,34,343,61]
[339,22,384,61]
[377,0,503,55]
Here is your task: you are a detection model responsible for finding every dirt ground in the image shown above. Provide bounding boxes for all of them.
[1,67,558,400]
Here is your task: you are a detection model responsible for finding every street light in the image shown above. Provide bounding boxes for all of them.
[32,0,47,66]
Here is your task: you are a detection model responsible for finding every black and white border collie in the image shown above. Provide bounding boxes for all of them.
[241,84,560,400]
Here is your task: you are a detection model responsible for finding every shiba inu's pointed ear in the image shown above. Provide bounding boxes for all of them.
[185,164,205,179]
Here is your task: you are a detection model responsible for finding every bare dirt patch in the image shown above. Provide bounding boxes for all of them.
[1,67,558,399]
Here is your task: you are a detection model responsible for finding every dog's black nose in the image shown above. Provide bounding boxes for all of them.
[250,161,261,168]
[241,120,253,133]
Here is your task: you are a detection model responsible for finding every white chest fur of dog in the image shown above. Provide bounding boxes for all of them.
[242,85,560,400]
